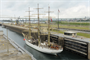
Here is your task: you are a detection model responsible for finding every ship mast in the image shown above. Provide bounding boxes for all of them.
[48,6,50,45]
[37,4,40,46]
[26,7,32,39]
[34,4,43,46]
[45,6,53,45]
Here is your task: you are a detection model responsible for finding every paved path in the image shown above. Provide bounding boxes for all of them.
[57,28,90,34]
[0,48,16,53]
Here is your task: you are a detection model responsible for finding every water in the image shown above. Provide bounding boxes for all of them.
[0,26,88,60]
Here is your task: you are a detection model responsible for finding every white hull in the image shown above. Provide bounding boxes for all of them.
[25,40,63,55]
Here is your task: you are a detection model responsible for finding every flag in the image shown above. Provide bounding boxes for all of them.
[58,9,60,13]
[51,18,52,22]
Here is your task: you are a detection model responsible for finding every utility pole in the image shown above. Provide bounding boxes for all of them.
[14,15,16,25]
[25,18,26,24]
[26,18,27,24]
[11,18,12,25]
[34,4,44,46]
[18,16,20,25]
[58,9,60,29]
[80,18,81,27]
[45,6,53,45]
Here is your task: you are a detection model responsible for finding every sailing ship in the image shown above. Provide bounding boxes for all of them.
[22,5,63,55]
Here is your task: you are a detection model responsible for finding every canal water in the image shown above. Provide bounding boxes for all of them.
[0,26,88,60]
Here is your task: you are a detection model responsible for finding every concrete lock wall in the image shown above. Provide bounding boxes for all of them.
[58,37,64,46]
[88,43,90,59]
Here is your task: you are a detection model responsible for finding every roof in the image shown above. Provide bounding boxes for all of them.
[64,31,77,34]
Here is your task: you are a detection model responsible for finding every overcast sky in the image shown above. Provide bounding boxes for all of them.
[0,0,90,20]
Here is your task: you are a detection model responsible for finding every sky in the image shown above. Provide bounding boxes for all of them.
[0,0,90,20]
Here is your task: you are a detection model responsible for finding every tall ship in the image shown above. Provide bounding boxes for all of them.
[22,4,63,55]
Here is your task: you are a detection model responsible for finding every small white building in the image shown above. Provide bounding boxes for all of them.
[64,31,77,37]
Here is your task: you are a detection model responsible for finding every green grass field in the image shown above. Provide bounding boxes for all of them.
[51,29,90,38]
[27,23,90,30]
[77,33,90,38]
[56,21,90,26]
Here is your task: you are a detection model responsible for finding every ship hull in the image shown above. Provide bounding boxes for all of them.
[25,40,63,55]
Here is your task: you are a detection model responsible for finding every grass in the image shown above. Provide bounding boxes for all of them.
[27,23,90,30]
[51,29,90,38]
[56,21,90,26]
[77,33,90,38]
[59,25,90,30]
[51,29,64,34]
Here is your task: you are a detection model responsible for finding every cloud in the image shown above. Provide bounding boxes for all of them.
[0,0,90,20]
[60,5,89,18]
